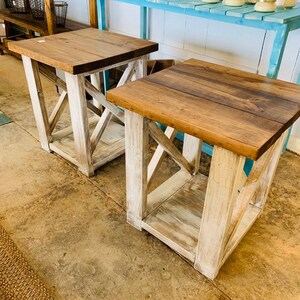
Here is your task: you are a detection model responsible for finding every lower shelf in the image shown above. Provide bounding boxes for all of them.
[142,170,261,263]
[50,119,125,171]
[143,172,207,262]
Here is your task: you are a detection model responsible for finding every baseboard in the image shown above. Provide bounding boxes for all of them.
[287,134,300,155]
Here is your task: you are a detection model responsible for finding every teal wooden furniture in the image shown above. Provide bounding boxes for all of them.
[96,0,300,79]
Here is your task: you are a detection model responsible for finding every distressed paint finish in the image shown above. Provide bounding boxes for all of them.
[107,58,300,279]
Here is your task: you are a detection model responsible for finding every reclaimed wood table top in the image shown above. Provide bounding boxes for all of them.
[107,59,300,160]
[8,28,158,74]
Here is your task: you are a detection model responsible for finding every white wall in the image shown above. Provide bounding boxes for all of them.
[63,0,90,24]
[65,0,300,153]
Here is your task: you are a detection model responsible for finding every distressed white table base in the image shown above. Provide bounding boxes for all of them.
[125,110,287,280]
[22,55,147,176]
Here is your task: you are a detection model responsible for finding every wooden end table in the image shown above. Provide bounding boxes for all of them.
[8,28,158,176]
[107,59,300,279]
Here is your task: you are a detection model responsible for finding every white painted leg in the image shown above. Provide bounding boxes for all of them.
[65,72,93,176]
[135,55,147,80]
[125,110,149,230]
[91,72,102,112]
[253,130,287,210]
[182,134,202,174]
[22,56,51,152]
[194,146,245,279]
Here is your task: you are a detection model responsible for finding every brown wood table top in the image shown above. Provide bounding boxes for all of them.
[8,28,158,74]
[107,59,300,160]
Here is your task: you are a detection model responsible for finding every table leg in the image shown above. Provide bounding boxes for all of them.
[194,146,246,279]
[136,55,147,79]
[125,110,149,230]
[22,56,51,152]
[182,134,202,174]
[140,6,148,40]
[90,73,103,114]
[65,73,94,176]
[97,0,107,30]
[266,24,289,79]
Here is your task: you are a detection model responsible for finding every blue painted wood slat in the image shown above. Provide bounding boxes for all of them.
[225,5,255,17]
[210,4,252,15]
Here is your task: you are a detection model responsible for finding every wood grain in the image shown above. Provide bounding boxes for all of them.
[107,59,300,160]
[22,56,51,152]
[0,9,88,36]
[194,147,245,279]
[8,28,158,74]
[45,0,56,35]
[89,0,98,28]
[125,111,149,230]
[143,172,208,261]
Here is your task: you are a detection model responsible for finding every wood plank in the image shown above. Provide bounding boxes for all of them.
[125,111,149,230]
[107,59,300,160]
[85,79,125,123]
[182,134,202,174]
[92,138,125,169]
[0,9,49,35]
[87,101,103,117]
[51,115,99,141]
[117,61,137,87]
[90,73,103,113]
[147,169,193,214]
[65,73,93,176]
[147,126,177,186]
[45,0,56,35]
[49,90,68,133]
[39,64,67,91]
[182,59,300,102]
[148,122,193,173]
[226,6,256,17]
[263,6,300,23]
[51,118,124,171]
[210,4,252,15]
[108,79,277,160]
[194,2,224,12]
[90,109,113,153]
[168,0,207,9]
[8,28,158,74]
[243,9,282,21]
[194,147,245,279]
[89,0,98,28]
[226,133,284,242]
[22,56,51,152]
[146,61,300,122]
[221,203,260,267]
[0,9,89,37]
[49,143,79,167]
[143,173,208,261]
[252,130,287,209]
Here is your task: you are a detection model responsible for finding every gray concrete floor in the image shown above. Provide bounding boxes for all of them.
[0,55,299,300]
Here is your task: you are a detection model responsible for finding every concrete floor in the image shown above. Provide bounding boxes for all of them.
[0,54,299,300]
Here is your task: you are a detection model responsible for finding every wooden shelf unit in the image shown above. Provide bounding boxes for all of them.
[0,0,98,54]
